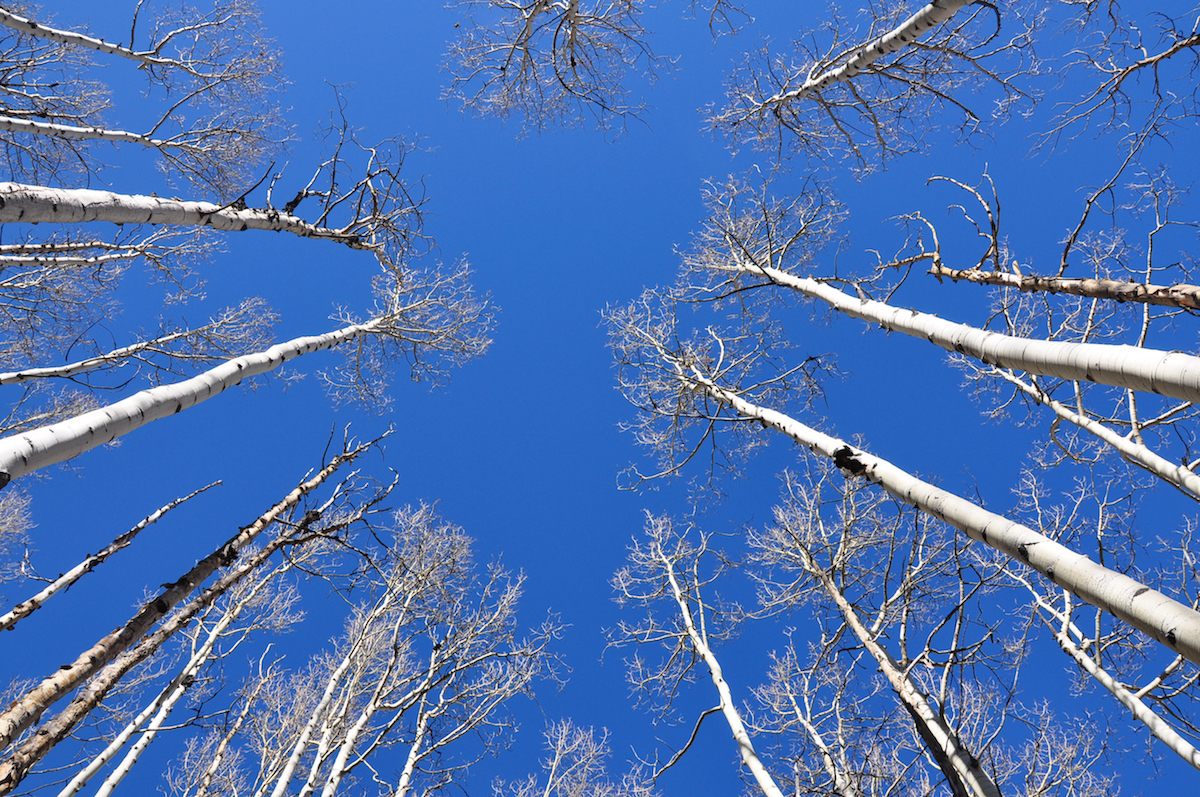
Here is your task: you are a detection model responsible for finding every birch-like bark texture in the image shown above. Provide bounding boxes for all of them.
[0,319,374,487]
[710,0,1035,166]
[721,261,1200,404]
[247,505,558,797]
[609,303,1200,663]
[611,516,786,797]
[0,481,219,632]
[0,451,389,796]
[655,530,786,797]
[59,557,301,797]
[0,298,277,386]
[810,562,1000,797]
[758,0,970,106]
[0,2,282,194]
[0,439,374,789]
[1006,560,1200,770]
[0,183,376,249]
[930,264,1200,310]
[0,258,491,487]
[0,6,252,73]
[692,372,1200,664]
[988,367,1200,501]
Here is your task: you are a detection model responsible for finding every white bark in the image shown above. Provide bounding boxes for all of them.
[0,319,377,486]
[0,117,180,149]
[392,693,432,797]
[262,590,391,797]
[658,547,786,797]
[723,262,1200,403]
[0,482,218,632]
[0,8,224,74]
[809,562,999,797]
[991,368,1200,500]
[765,0,971,106]
[0,452,364,784]
[0,183,372,249]
[0,322,238,386]
[1052,630,1200,769]
[681,369,1200,665]
[59,563,283,797]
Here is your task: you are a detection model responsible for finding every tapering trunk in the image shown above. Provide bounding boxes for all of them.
[0,319,378,487]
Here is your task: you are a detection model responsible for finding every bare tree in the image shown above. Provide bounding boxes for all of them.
[240,504,560,797]
[444,0,750,132]
[710,1,1039,169]
[494,720,653,797]
[0,261,490,488]
[0,0,285,196]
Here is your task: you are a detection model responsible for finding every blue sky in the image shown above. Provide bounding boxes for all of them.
[5,1,1200,794]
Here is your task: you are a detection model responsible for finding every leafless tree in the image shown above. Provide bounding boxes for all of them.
[0,432,390,794]
[444,0,750,132]
[0,0,285,196]
[710,1,1040,170]
[233,504,560,797]
[494,719,654,797]
[610,490,1114,796]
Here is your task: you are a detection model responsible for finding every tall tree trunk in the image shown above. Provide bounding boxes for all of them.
[0,319,379,487]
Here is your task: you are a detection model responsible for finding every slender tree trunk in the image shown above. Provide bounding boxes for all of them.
[0,482,218,632]
[0,318,379,487]
[809,562,999,797]
[658,548,787,797]
[0,9,217,70]
[765,0,970,105]
[61,561,285,797]
[930,264,1200,310]
[0,183,372,249]
[0,445,369,793]
[1052,630,1200,769]
[718,262,1200,403]
[991,368,1200,500]
[677,366,1200,664]
[0,117,185,150]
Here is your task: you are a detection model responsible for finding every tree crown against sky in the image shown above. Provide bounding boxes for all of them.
[1,1,1200,796]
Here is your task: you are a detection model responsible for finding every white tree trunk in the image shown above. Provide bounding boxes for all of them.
[0,482,218,632]
[810,562,1000,797]
[0,8,204,70]
[0,117,180,149]
[0,319,377,487]
[1052,630,1200,769]
[0,183,372,249]
[659,549,787,797]
[0,453,363,788]
[59,563,282,797]
[766,0,970,105]
[991,368,1200,500]
[683,369,1200,665]
[722,262,1200,403]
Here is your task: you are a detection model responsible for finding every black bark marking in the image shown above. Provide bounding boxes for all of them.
[1133,587,1149,597]
[1167,629,1178,647]
[833,446,866,476]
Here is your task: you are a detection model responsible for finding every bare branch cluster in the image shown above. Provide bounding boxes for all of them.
[444,0,664,132]
[710,1,1041,170]
[0,0,286,197]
